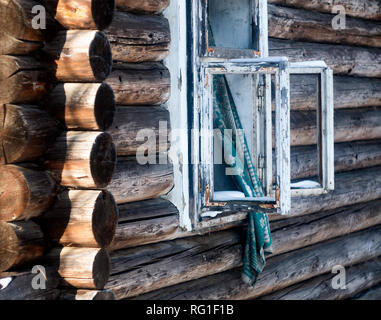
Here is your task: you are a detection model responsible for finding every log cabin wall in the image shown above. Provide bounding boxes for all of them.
[1,0,381,301]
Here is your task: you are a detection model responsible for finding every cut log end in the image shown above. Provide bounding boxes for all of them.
[90,133,117,188]
[91,0,116,30]
[89,32,113,81]
[0,222,18,272]
[94,83,116,130]
[92,249,111,290]
[93,191,118,247]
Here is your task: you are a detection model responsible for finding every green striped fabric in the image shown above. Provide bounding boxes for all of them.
[209,24,273,286]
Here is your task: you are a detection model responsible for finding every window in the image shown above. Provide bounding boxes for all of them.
[199,0,268,58]
[289,61,334,196]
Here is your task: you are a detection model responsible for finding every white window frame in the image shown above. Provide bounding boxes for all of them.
[289,61,335,196]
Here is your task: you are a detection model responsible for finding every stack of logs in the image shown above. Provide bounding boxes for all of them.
[0,0,173,300]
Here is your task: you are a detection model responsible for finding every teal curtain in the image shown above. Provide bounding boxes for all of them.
[209,24,273,285]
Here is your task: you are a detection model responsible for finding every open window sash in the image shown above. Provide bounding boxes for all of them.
[195,58,291,227]
[289,61,334,196]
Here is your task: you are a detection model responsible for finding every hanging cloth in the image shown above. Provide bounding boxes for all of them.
[209,23,273,285]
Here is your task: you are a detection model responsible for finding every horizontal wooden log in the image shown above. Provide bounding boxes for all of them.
[0,56,52,104]
[106,63,170,105]
[0,164,57,221]
[0,268,60,300]
[288,75,381,110]
[288,166,381,218]
[111,166,381,250]
[131,226,381,300]
[291,140,381,180]
[116,0,169,14]
[108,106,170,156]
[38,0,115,30]
[45,247,110,290]
[45,83,116,130]
[44,30,112,82]
[0,30,42,55]
[45,131,116,189]
[268,4,381,48]
[268,0,381,21]
[104,11,170,63]
[39,190,118,248]
[269,38,381,78]
[59,289,116,300]
[0,104,59,164]
[353,283,381,300]
[289,108,381,146]
[0,220,45,272]
[258,257,381,300]
[107,155,174,204]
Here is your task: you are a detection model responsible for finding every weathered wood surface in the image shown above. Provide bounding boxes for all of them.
[104,11,170,62]
[111,166,381,250]
[45,247,110,290]
[44,30,112,82]
[39,190,118,248]
[289,108,381,146]
[108,106,170,156]
[0,56,52,104]
[291,141,381,180]
[0,0,48,54]
[45,131,116,189]
[268,4,381,48]
[0,165,56,221]
[38,0,115,30]
[269,38,381,78]
[107,155,174,204]
[0,220,45,272]
[0,268,60,300]
[268,0,381,21]
[45,83,116,130]
[258,257,381,300]
[106,63,171,105]
[116,0,169,14]
[289,75,381,110]
[353,284,381,300]
[0,104,58,164]
[59,289,116,300]
[287,166,381,219]
[132,226,381,300]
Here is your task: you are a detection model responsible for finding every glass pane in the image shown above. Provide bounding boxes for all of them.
[208,0,256,50]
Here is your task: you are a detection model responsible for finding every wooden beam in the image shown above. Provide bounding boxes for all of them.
[269,38,381,78]
[108,106,170,156]
[0,104,59,164]
[258,257,381,300]
[0,56,52,104]
[291,141,381,180]
[45,131,116,189]
[268,0,381,21]
[288,75,381,110]
[45,247,110,290]
[289,108,381,147]
[0,268,60,300]
[104,11,170,63]
[353,284,381,300]
[106,63,170,106]
[107,155,174,204]
[0,164,57,221]
[130,226,381,300]
[44,30,112,82]
[45,83,116,131]
[116,0,169,14]
[268,4,381,48]
[38,0,115,30]
[39,190,118,248]
[0,220,46,272]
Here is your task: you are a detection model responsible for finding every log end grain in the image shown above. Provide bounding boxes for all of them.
[89,31,113,81]
[94,83,116,131]
[91,0,115,30]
